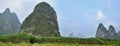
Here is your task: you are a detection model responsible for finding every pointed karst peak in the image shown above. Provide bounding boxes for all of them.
[98,23,106,29]
[109,25,115,31]
[3,8,10,13]
[0,8,21,35]
[21,2,60,37]
[109,25,114,29]
[96,23,118,39]
[99,23,103,26]
[96,23,108,38]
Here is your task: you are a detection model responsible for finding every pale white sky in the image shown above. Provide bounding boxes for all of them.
[0,0,120,37]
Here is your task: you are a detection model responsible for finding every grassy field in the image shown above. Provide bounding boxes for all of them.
[0,42,113,46]
[0,33,119,46]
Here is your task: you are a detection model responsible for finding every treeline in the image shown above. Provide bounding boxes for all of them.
[0,33,120,45]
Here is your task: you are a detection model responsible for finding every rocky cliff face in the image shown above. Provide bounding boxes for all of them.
[96,23,108,38]
[0,8,21,35]
[118,31,120,36]
[96,23,119,39]
[21,2,60,37]
[108,25,118,38]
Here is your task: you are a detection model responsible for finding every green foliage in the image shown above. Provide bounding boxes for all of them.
[0,32,36,43]
[8,32,31,43]
[21,2,60,37]
[0,35,9,42]
[0,42,113,46]
[0,33,119,45]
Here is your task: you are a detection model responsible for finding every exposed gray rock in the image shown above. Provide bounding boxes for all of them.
[108,25,118,38]
[0,8,21,35]
[118,31,120,36]
[96,23,108,38]
[96,23,119,39]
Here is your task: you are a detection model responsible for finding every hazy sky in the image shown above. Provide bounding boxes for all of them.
[0,0,120,37]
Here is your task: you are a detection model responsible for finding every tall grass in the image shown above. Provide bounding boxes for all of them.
[0,32,119,45]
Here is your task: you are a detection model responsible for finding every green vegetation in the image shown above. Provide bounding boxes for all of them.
[37,43,112,46]
[21,2,60,37]
[0,33,120,46]
[0,42,113,46]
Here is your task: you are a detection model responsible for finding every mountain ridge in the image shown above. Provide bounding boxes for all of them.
[0,8,21,35]
[96,23,119,39]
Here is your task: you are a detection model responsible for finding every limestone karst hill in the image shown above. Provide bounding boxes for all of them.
[21,2,60,37]
[0,8,21,35]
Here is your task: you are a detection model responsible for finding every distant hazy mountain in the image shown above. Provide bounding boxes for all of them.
[0,8,21,35]
[21,2,60,37]
[76,33,86,38]
[118,31,120,36]
[96,23,119,39]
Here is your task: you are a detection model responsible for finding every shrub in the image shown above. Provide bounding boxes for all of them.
[0,32,119,45]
